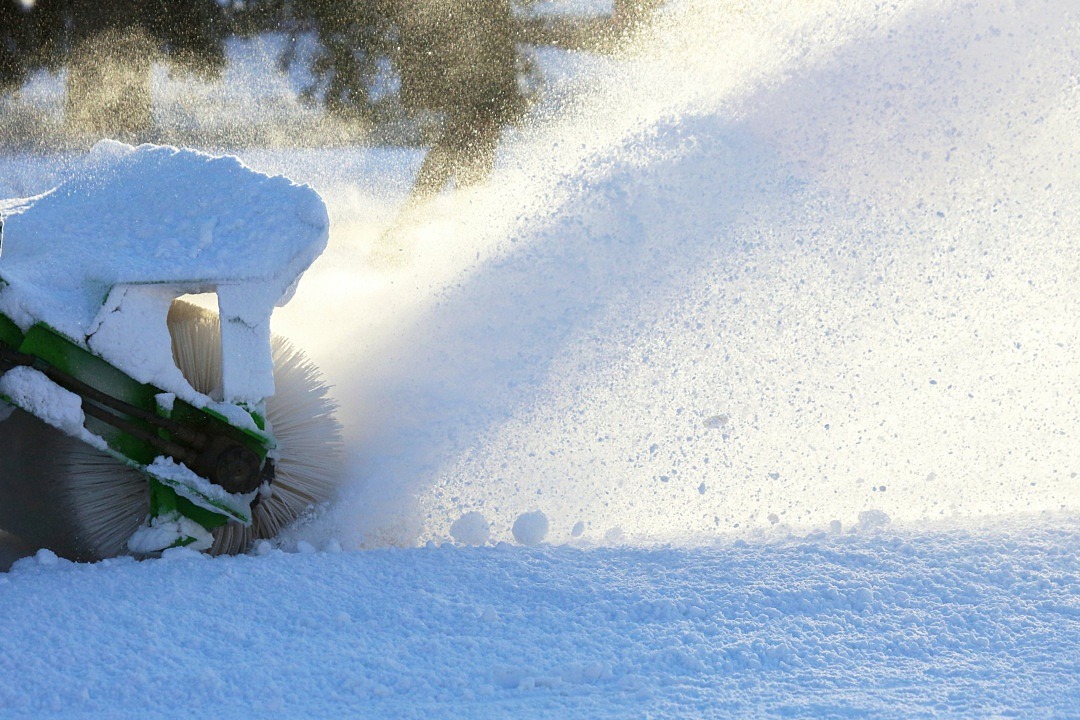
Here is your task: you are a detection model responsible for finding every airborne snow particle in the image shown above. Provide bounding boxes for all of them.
[571,521,586,537]
[512,511,549,546]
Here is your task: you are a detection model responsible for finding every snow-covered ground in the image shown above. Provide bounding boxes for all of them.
[3,520,1076,718]
[1,0,1078,716]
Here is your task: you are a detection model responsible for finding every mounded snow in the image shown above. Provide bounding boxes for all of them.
[281,0,1080,547]
[0,366,105,451]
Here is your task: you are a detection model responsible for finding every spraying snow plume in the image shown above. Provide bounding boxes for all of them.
[273,0,1078,548]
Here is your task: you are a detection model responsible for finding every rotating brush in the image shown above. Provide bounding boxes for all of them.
[0,299,342,561]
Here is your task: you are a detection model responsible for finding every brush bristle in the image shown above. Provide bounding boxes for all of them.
[171,300,344,555]
[66,444,149,558]
[0,300,343,560]
[0,409,146,561]
[209,333,343,554]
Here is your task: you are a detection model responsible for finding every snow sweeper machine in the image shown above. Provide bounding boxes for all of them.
[0,142,342,560]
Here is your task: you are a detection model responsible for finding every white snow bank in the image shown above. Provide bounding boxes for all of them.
[0,141,329,403]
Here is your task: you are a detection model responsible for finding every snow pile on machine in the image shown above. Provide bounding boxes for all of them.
[0,141,342,560]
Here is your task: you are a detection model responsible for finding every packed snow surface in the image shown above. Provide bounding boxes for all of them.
[1,0,1079,716]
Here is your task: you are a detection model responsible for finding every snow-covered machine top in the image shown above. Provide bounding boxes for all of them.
[0,140,329,405]
[0,142,337,555]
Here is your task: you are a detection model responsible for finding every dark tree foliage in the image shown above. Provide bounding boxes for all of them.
[0,0,54,91]
[280,0,395,126]
[63,0,227,74]
[2,0,227,77]
[391,0,523,119]
[3,0,657,144]
[2,0,227,138]
[613,0,664,30]
[512,0,663,52]
[390,0,527,199]
[273,0,533,138]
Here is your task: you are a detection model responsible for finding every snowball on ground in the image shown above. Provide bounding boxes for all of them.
[512,511,549,546]
[450,511,490,546]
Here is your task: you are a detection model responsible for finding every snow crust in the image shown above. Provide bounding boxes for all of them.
[0,141,329,403]
[0,366,84,438]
